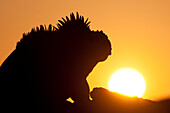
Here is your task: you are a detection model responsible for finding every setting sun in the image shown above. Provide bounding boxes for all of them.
[108,69,145,98]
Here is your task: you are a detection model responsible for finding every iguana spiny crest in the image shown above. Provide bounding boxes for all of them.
[16,12,111,62]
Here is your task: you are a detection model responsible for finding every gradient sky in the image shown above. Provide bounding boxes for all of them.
[0,0,170,100]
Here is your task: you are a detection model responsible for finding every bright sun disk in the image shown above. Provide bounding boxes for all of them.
[108,68,145,98]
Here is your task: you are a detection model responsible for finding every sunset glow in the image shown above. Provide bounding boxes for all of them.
[1,0,170,100]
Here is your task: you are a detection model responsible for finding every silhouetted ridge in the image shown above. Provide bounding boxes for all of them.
[89,87,170,113]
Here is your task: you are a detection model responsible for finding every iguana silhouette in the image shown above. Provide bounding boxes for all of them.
[0,12,111,113]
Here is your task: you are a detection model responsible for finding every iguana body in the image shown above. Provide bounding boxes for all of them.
[0,12,111,113]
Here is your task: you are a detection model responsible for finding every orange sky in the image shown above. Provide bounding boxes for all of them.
[0,0,170,100]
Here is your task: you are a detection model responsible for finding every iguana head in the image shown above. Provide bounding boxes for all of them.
[54,12,112,62]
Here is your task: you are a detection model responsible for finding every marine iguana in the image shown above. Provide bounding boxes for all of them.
[0,12,111,113]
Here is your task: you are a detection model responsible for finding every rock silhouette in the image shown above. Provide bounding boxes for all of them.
[0,12,111,113]
[90,88,170,113]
